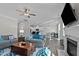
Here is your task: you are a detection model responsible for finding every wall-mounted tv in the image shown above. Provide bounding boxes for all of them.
[61,3,77,26]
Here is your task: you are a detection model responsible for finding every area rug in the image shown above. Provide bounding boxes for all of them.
[0,48,19,56]
[0,47,50,56]
[0,47,40,56]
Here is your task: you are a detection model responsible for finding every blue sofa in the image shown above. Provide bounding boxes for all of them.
[0,35,18,49]
[25,34,45,48]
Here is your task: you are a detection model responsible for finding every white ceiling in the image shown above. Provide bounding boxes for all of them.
[0,3,65,26]
[1,3,79,37]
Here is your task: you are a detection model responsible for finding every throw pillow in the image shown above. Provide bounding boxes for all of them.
[0,35,3,41]
[9,35,14,40]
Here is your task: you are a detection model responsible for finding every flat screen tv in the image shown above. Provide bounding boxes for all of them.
[61,3,77,26]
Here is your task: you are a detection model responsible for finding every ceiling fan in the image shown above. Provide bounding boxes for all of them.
[16,8,36,18]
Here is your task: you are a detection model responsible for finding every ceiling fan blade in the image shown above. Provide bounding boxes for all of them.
[30,14,36,16]
[19,13,25,16]
[16,9,23,13]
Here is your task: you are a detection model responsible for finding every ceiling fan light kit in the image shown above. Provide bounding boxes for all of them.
[16,8,36,18]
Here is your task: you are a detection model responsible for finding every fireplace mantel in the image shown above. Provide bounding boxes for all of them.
[64,35,79,56]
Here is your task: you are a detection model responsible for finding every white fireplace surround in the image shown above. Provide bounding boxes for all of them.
[64,35,79,56]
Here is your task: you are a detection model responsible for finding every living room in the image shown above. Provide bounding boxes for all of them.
[0,3,65,56]
[0,3,79,56]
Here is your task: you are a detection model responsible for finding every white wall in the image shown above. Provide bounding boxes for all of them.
[0,16,17,38]
[64,3,79,38]
[39,17,61,34]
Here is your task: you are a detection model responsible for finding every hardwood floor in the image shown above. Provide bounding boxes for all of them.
[45,38,59,56]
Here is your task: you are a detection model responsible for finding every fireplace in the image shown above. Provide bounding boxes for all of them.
[67,38,77,56]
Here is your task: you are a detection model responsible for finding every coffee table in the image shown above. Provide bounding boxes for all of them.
[11,42,36,56]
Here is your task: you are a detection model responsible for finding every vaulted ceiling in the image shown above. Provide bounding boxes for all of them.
[1,3,79,37]
[0,3,65,26]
